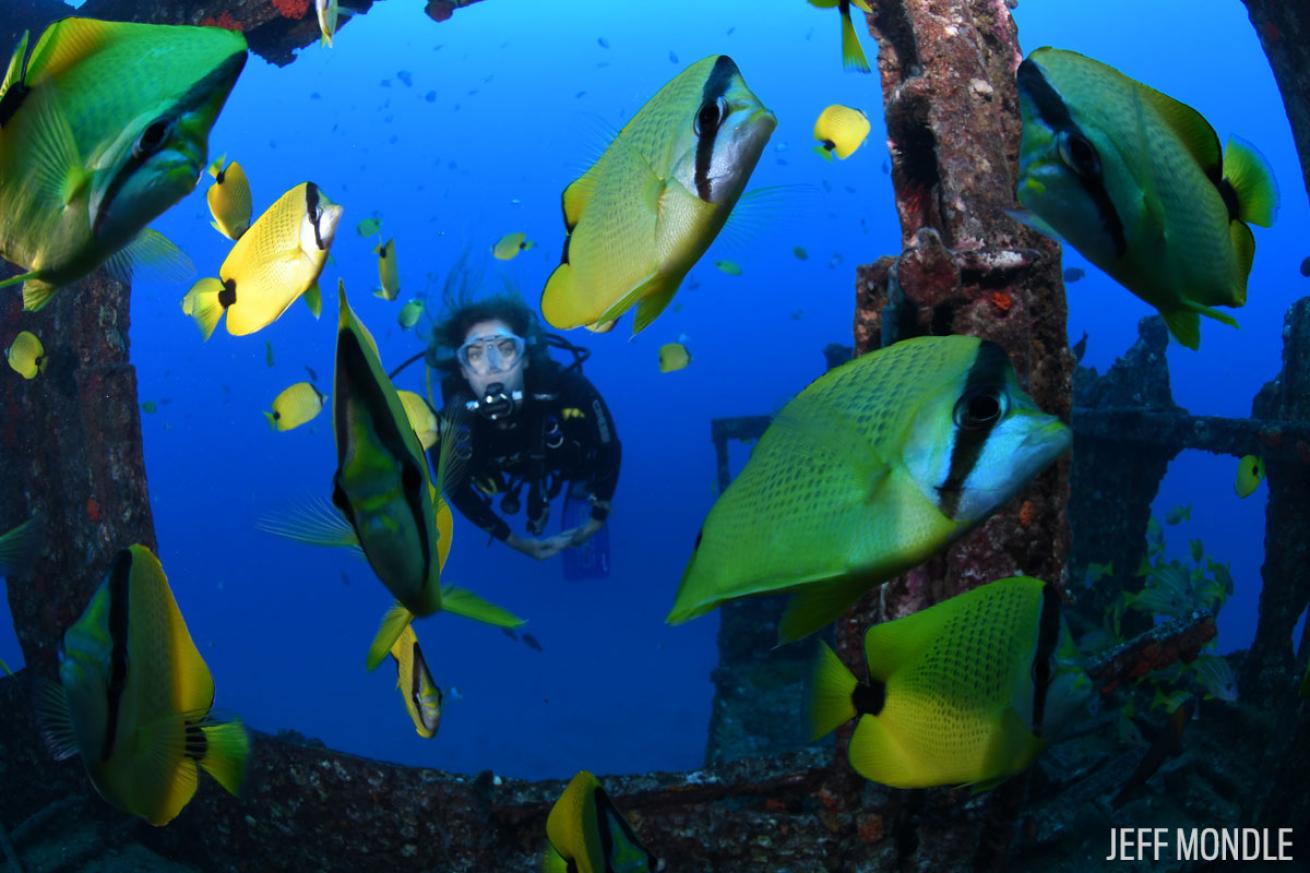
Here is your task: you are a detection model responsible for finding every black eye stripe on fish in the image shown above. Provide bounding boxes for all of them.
[936,341,1010,518]
[103,549,133,762]
[693,56,738,202]
[0,38,33,128]
[305,182,325,250]
[1017,60,1128,257]
[409,640,426,721]
[1029,580,1061,736]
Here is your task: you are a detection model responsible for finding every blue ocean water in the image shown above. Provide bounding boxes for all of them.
[0,0,1302,783]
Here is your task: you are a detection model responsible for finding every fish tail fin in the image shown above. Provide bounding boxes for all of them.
[440,585,526,628]
[33,678,80,761]
[181,277,227,341]
[263,411,277,430]
[321,31,332,49]
[1223,135,1278,228]
[0,514,42,575]
[367,602,414,671]
[21,277,58,312]
[0,271,34,290]
[813,144,834,161]
[840,5,871,73]
[303,281,323,319]
[1,30,30,104]
[208,154,226,179]
[810,641,858,740]
[196,719,251,797]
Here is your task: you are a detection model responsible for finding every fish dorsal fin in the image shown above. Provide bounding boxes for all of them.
[1134,81,1222,179]
[0,30,30,122]
[439,585,526,628]
[34,678,81,761]
[130,546,215,716]
[778,574,881,643]
[367,602,414,671]
[23,18,122,88]
[861,596,955,683]
[547,771,605,873]
[562,169,599,232]
[848,712,920,787]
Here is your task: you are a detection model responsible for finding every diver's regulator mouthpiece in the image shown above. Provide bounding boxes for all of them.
[465,382,522,421]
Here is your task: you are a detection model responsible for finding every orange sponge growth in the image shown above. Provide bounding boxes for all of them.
[272,0,311,19]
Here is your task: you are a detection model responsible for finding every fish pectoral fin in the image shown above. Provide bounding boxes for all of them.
[33,678,80,762]
[21,277,58,312]
[1222,135,1278,228]
[777,575,876,643]
[440,585,526,628]
[1161,310,1201,350]
[255,496,361,552]
[0,514,42,574]
[196,719,250,797]
[591,270,662,330]
[303,281,323,319]
[26,86,83,210]
[110,229,195,286]
[367,602,415,671]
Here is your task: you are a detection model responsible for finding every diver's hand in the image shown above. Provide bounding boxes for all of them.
[506,533,565,560]
[563,518,604,547]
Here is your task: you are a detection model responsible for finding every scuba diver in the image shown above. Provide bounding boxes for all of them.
[424,296,620,569]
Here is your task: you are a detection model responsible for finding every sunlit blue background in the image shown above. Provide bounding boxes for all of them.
[1,0,1303,780]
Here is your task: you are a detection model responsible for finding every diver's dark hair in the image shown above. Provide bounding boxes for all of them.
[425,254,548,375]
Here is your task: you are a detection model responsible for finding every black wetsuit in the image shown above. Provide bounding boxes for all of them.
[435,361,620,542]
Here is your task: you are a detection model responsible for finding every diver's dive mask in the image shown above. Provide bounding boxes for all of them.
[465,383,522,421]
[456,333,526,375]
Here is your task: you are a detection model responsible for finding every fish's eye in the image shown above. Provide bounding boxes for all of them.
[955,390,1006,430]
[134,119,171,158]
[694,96,730,137]
[1058,131,1100,178]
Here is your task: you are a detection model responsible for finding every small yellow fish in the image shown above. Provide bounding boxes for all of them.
[316,0,339,48]
[1235,454,1264,498]
[265,381,326,432]
[658,342,690,373]
[182,182,342,339]
[715,259,742,276]
[398,298,425,330]
[813,104,870,160]
[397,390,439,450]
[492,232,534,261]
[389,625,442,738]
[374,238,400,300]
[356,216,381,237]
[6,330,46,379]
[206,155,252,240]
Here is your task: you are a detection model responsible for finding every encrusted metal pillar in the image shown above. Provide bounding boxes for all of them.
[0,268,156,672]
[1243,0,1310,204]
[840,2,1073,868]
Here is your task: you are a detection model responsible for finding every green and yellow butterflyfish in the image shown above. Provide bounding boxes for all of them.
[657,342,690,373]
[182,182,342,340]
[35,545,249,826]
[811,576,1087,789]
[0,19,246,311]
[206,155,252,240]
[332,281,522,669]
[543,771,658,873]
[265,381,326,432]
[541,55,775,336]
[398,297,425,330]
[1016,47,1277,350]
[389,624,442,739]
[667,335,1071,642]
